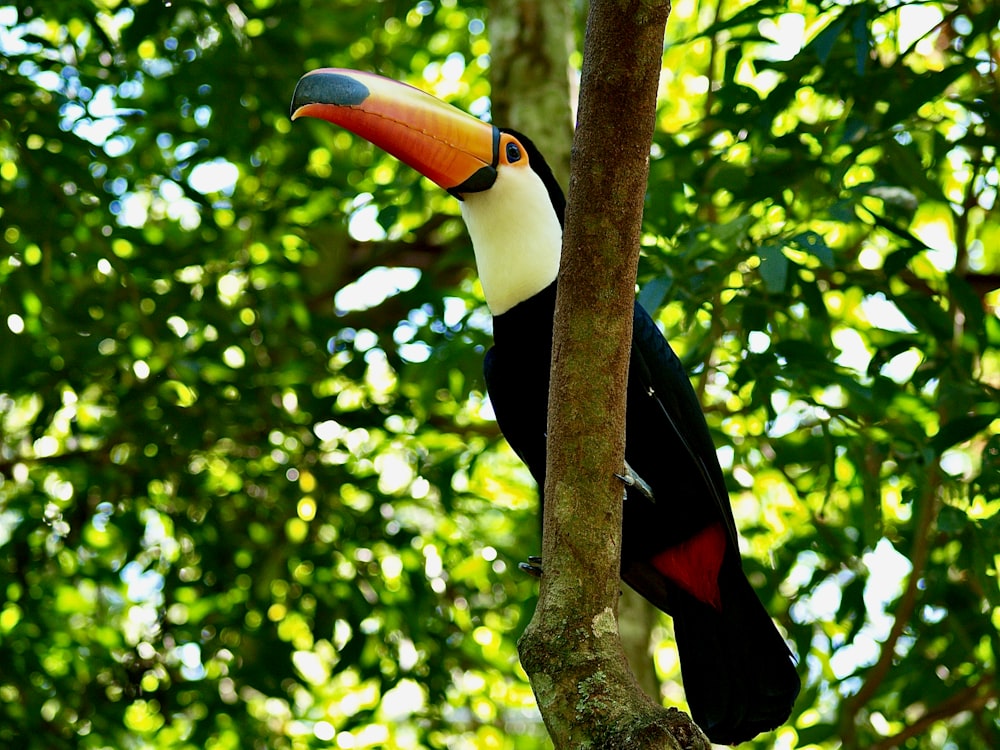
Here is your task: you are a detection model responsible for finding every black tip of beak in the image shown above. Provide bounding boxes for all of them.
[290,71,370,118]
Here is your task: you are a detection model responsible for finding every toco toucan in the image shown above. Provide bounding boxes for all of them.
[290,68,800,744]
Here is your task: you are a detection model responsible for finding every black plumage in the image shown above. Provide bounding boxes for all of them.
[483,135,800,744]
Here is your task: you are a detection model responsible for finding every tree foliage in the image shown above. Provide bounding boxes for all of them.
[0,1,997,749]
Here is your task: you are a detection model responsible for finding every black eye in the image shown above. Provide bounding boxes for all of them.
[505,142,522,163]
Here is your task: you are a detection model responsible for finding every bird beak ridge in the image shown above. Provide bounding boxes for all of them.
[290,68,500,197]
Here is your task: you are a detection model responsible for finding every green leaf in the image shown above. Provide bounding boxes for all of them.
[758,241,789,293]
[851,6,871,76]
[638,274,672,313]
[810,17,846,64]
[885,62,976,129]
[937,504,968,534]
[792,231,834,268]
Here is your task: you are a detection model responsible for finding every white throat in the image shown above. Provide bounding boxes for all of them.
[460,167,562,316]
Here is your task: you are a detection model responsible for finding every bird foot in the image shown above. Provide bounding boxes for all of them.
[615,460,656,503]
[518,555,543,578]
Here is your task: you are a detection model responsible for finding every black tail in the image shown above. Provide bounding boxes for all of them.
[669,559,800,745]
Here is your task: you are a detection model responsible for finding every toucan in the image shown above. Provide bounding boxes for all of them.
[290,68,800,745]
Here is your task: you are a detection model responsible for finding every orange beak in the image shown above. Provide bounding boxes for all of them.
[290,68,500,197]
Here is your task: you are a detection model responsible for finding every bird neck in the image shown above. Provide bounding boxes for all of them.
[460,165,562,316]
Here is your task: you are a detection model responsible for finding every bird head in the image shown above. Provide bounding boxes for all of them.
[291,68,564,315]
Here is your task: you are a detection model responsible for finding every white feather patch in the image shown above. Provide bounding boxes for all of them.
[460,166,562,315]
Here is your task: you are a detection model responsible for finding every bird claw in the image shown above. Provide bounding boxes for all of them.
[616,460,656,503]
[518,555,543,578]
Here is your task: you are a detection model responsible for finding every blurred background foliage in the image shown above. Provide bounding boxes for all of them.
[0,0,998,748]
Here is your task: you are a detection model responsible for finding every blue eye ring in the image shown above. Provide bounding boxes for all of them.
[505,142,522,163]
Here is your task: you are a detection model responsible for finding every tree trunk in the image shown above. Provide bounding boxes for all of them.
[487,0,575,181]
[488,0,662,700]
[516,0,708,746]
[619,584,661,698]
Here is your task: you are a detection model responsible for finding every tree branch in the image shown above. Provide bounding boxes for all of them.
[867,675,998,750]
[840,465,942,747]
[517,1,708,746]
[489,0,661,698]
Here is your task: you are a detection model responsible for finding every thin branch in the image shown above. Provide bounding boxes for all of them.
[840,445,942,747]
[868,675,999,750]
